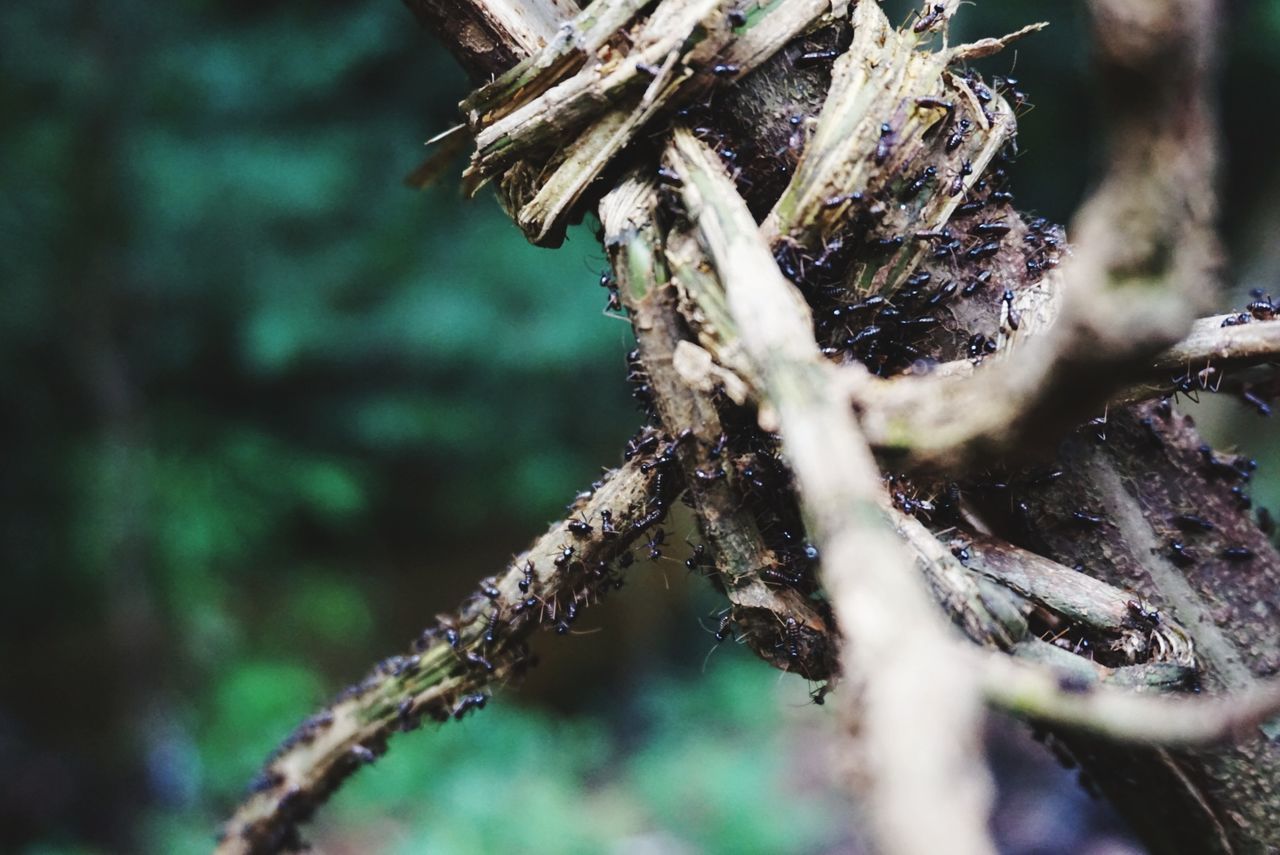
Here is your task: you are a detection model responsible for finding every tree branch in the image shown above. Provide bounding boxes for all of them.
[216,449,678,854]
[667,125,998,855]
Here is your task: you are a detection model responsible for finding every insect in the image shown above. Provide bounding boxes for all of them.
[913,2,946,33]
[727,8,747,27]
[962,270,992,297]
[519,560,535,593]
[483,609,502,647]
[1247,294,1276,321]
[875,122,895,165]
[945,118,972,153]
[1259,507,1276,537]
[1126,600,1160,625]
[712,63,739,77]
[553,544,575,568]
[1221,546,1255,562]
[1071,510,1105,528]
[479,577,501,599]
[779,617,803,664]
[1002,288,1021,331]
[972,220,1011,237]
[903,166,937,198]
[1172,514,1215,533]
[439,617,461,649]
[967,241,1001,261]
[567,516,593,537]
[452,693,488,720]
[1242,389,1273,417]
[655,166,682,187]
[1168,540,1194,566]
[464,651,495,673]
[927,280,957,306]
[796,48,839,68]
[949,160,973,196]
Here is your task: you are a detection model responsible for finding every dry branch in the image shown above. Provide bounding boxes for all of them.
[216,450,678,854]
[599,175,838,678]
[667,125,998,855]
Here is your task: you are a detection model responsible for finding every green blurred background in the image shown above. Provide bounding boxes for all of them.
[3,1,1279,853]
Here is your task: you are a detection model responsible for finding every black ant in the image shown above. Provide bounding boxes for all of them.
[483,609,502,647]
[945,118,972,153]
[972,220,1011,237]
[712,64,739,77]
[479,577,501,599]
[913,2,946,33]
[1221,546,1255,562]
[1002,288,1021,331]
[875,122,895,165]
[438,616,461,649]
[1172,514,1215,533]
[656,166,682,187]
[685,543,711,572]
[796,48,839,68]
[554,544,575,568]
[1241,389,1273,417]
[1259,507,1276,537]
[567,516,593,537]
[777,617,805,671]
[463,651,495,673]
[903,165,936,198]
[1168,540,1194,567]
[967,241,1001,261]
[1247,292,1275,321]
[947,160,973,196]
[727,8,747,27]
[452,693,488,720]
[1071,510,1105,528]
[519,560,535,593]
[646,528,666,560]
[1126,599,1160,625]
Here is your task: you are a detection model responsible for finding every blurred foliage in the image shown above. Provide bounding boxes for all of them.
[2,0,1279,853]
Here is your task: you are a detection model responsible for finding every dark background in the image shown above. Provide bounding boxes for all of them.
[3,1,1279,852]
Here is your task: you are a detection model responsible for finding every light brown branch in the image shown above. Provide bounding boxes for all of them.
[599,175,838,678]
[982,652,1280,747]
[667,125,997,855]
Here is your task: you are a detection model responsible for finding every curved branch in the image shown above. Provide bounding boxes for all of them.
[216,449,678,854]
